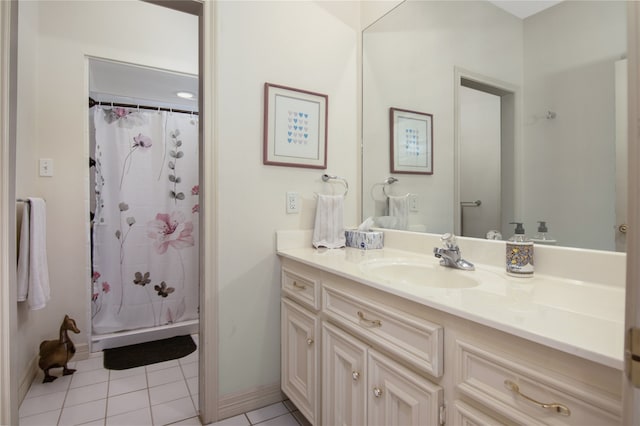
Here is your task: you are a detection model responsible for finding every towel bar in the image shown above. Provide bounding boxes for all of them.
[321,174,348,197]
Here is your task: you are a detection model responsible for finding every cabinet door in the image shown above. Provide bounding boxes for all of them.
[322,322,368,426]
[281,298,320,425]
[367,349,443,426]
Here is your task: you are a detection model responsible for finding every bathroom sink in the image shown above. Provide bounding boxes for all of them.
[360,258,479,289]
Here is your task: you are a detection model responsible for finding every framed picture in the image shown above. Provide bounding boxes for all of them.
[263,83,328,169]
[390,107,433,174]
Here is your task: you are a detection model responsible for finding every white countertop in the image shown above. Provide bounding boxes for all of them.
[277,245,625,370]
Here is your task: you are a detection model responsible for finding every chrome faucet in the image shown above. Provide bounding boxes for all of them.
[433,233,475,271]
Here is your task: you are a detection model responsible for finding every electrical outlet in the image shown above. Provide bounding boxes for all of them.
[286,192,299,214]
[409,194,419,212]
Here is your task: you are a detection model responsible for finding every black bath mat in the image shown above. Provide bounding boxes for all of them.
[103,335,196,370]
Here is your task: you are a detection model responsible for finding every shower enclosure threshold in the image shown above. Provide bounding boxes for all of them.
[91,319,199,352]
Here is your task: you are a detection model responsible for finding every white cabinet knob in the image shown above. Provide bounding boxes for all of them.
[373,387,383,398]
[352,371,360,381]
[306,338,314,346]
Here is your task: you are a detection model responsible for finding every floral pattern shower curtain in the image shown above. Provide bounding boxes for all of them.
[91,107,199,335]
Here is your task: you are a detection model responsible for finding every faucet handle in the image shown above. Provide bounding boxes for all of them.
[441,232,457,249]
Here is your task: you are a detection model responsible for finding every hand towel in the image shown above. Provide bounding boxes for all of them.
[25,198,51,310]
[16,201,30,301]
[387,194,409,230]
[312,194,346,249]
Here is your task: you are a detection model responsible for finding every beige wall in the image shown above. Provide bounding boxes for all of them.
[15,0,197,396]
[522,1,626,250]
[362,1,523,233]
[215,0,360,395]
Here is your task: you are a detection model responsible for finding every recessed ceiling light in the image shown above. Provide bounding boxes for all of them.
[176,91,195,99]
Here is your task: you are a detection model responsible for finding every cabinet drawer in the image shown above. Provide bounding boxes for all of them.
[323,283,443,378]
[455,339,621,425]
[282,266,321,311]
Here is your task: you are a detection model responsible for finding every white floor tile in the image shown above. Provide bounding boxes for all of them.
[77,419,105,426]
[151,396,197,425]
[70,369,110,389]
[185,376,198,396]
[106,406,152,426]
[19,390,67,417]
[170,416,202,425]
[180,362,198,379]
[255,413,299,426]
[145,359,179,372]
[108,366,146,380]
[25,375,72,398]
[149,380,190,406]
[74,356,105,372]
[179,350,198,365]
[58,398,106,426]
[107,388,150,417]
[19,409,61,426]
[64,381,109,407]
[210,414,250,426]
[245,403,289,424]
[147,366,183,388]
[108,373,148,397]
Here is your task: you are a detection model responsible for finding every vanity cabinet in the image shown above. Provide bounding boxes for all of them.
[279,257,622,426]
[322,322,443,426]
[281,266,322,425]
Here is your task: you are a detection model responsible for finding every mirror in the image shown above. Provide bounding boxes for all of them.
[362,0,627,252]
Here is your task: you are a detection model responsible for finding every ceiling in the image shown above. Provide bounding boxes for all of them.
[488,0,563,19]
[88,58,198,110]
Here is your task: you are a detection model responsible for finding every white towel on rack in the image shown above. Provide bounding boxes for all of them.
[312,194,346,249]
[388,194,409,230]
[17,198,51,310]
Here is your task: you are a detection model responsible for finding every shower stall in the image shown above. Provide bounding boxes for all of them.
[89,59,199,351]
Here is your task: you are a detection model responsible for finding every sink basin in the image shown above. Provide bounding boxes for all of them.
[360,258,480,289]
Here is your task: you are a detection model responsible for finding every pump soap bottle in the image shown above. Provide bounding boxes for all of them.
[506,222,534,277]
[530,221,557,245]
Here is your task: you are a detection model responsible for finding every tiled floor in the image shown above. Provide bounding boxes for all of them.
[19,335,309,426]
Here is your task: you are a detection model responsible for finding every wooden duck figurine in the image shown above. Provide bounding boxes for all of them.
[38,315,80,383]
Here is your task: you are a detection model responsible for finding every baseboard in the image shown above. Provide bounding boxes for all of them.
[218,382,284,420]
[17,342,90,406]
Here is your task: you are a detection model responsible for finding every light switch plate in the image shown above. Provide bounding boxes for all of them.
[39,158,54,177]
[409,194,419,212]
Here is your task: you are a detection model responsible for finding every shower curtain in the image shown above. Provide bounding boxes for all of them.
[91,106,199,335]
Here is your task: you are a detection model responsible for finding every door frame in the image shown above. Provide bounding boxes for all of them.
[453,67,521,238]
[0,0,219,424]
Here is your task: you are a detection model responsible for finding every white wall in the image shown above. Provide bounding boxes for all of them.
[362,0,523,233]
[15,0,197,395]
[215,0,360,395]
[522,1,626,250]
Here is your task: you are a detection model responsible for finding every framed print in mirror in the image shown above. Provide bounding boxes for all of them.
[263,83,328,169]
[390,107,433,174]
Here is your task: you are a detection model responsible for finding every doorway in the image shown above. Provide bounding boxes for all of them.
[455,70,518,240]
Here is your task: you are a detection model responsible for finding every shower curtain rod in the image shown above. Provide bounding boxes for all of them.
[88,97,199,115]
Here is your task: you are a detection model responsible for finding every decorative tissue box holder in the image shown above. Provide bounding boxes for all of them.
[345,230,384,250]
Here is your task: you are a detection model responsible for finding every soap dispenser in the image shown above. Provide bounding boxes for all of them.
[506,222,534,277]
[530,221,557,245]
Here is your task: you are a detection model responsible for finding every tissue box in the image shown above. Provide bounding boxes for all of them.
[345,230,384,250]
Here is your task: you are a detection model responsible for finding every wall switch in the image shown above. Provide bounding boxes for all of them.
[39,158,54,177]
[409,194,419,212]
[286,192,299,214]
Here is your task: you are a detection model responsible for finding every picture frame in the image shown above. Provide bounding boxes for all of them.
[390,107,433,174]
[263,83,328,169]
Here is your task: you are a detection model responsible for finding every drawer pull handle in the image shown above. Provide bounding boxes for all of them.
[352,371,360,381]
[504,380,571,416]
[306,338,314,346]
[373,387,383,398]
[292,281,306,290]
[357,311,382,327]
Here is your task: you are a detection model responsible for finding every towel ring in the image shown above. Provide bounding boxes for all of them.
[321,174,349,197]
